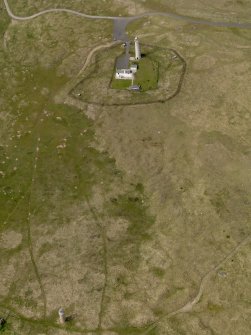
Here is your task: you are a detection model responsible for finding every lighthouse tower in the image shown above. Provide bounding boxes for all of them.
[134,37,141,60]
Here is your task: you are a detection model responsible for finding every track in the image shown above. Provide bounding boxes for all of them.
[25,135,47,319]
[85,197,108,333]
[55,40,119,105]
[2,119,48,319]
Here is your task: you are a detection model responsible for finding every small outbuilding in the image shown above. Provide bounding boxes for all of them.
[130,64,138,74]
[129,85,141,91]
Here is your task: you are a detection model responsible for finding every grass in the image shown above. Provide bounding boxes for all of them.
[2,2,251,334]
[106,190,155,270]
[0,59,132,331]
[7,0,133,16]
[0,10,10,37]
[0,44,156,331]
[207,302,224,313]
[134,57,159,91]
[151,267,166,277]
[108,192,154,240]
[111,79,132,90]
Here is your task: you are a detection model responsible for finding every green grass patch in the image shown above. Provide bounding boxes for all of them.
[108,193,154,239]
[151,266,166,277]
[0,7,10,38]
[207,302,224,313]
[111,79,132,90]
[134,57,159,91]
[106,191,155,270]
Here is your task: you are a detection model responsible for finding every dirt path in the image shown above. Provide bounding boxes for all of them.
[25,135,47,318]
[2,119,48,318]
[77,42,118,77]
[3,0,116,21]
[85,198,108,332]
[54,41,119,105]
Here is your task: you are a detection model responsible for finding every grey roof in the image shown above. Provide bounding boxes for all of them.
[116,41,130,70]
[113,19,130,41]
[116,53,129,70]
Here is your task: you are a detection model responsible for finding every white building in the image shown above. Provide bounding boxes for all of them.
[115,69,134,80]
[134,37,141,60]
[114,37,140,80]
[130,64,138,73]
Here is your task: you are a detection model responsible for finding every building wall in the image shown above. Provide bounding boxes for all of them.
[115,70,134,80]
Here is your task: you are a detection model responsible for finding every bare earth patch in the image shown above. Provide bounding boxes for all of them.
[0,230,23,249]
[193,54,217,70]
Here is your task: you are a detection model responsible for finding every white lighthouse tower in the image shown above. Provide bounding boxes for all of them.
[134,37,141,60]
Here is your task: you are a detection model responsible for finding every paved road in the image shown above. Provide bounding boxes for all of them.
[4,0,251,30]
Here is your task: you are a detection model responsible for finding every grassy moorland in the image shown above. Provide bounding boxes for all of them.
[0,1,250,334]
